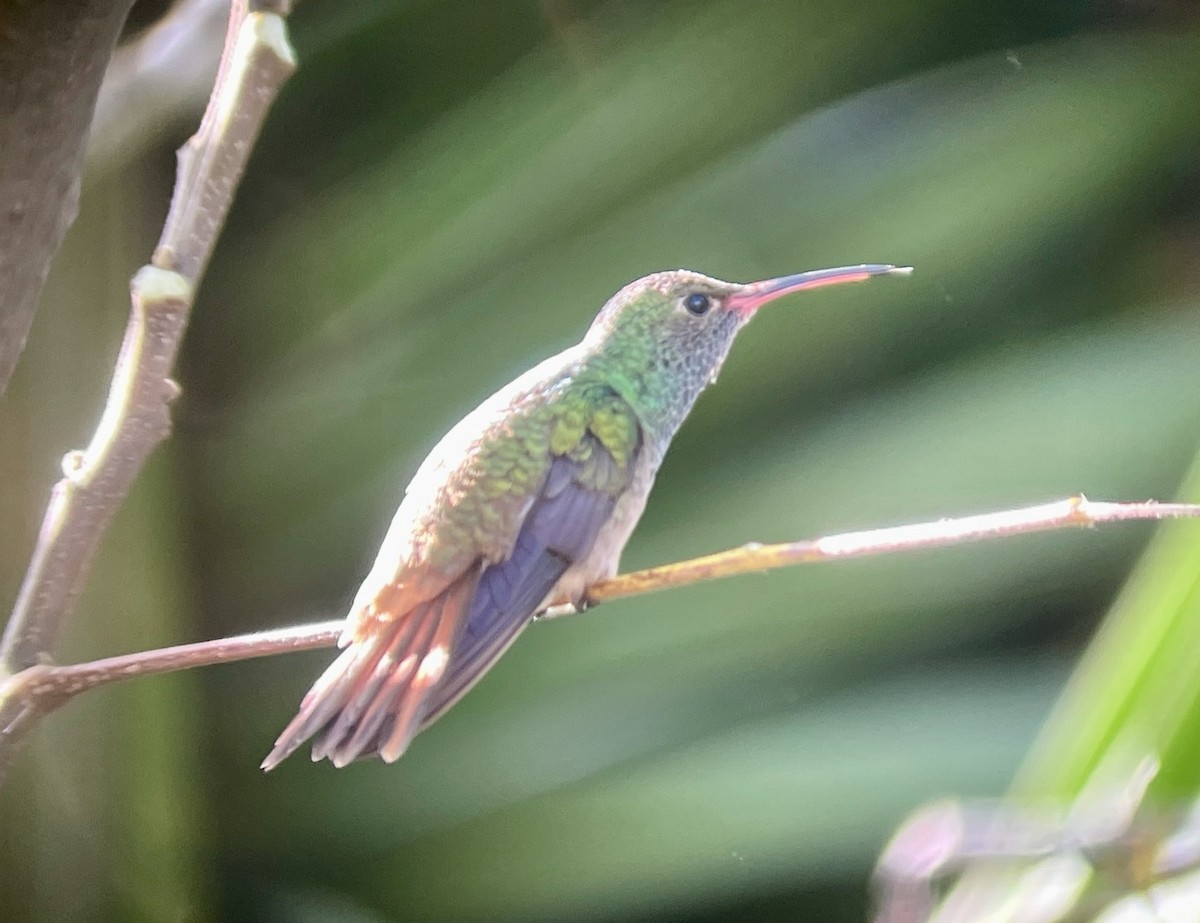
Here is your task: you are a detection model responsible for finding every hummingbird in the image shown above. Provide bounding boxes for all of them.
[262,263,910,770]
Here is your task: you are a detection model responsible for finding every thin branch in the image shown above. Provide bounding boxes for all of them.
[3,620,344,715]
[2,269,192,670]
[0,3,297,785]
[3,495,1198,731]
[557,495,1200,613]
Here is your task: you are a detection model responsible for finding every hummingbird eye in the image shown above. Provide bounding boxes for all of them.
[682,292,711,316]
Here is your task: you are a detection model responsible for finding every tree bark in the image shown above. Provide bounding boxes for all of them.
[0,0,137,398]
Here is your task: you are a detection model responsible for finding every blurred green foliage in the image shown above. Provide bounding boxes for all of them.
[3,1,1200,921]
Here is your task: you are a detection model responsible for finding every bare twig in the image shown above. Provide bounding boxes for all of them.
[556,495,1200,613]
[2,495,1197,734]
[153,3,296,282]
[2,269,192,670]
[0,3,296,785]
[2,619,343,715]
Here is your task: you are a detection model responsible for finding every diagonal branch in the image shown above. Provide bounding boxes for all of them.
[2,495,1197,747]
[0,2,297,786]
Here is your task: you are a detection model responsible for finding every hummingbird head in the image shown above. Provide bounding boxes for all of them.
[582,264,909,438]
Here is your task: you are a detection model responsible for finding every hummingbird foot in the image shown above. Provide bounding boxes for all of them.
[534,588,599,621]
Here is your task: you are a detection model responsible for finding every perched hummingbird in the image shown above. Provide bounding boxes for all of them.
[262,263,909,770]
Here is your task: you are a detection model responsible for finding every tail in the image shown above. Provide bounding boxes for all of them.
[261,574,476,770]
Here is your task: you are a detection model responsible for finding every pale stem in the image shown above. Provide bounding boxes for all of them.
[2,495,1198,734]
[0,2,297,785]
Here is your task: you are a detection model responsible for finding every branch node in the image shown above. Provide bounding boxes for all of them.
[60,450,87,481]
[151,244,179,271]
[0,664,54,725]
[249,11,298,69]
[130,264,192,305]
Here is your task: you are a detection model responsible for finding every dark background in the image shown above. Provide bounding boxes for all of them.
[3,1,1200,920]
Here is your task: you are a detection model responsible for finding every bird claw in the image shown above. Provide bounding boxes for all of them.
[535,590,598,621]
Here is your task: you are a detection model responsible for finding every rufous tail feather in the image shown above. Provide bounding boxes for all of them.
[260,573,476,770]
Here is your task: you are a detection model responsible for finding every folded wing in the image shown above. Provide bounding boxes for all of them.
[261,385,642,769]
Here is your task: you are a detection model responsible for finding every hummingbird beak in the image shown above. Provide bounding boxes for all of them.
[726,264,912,315]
